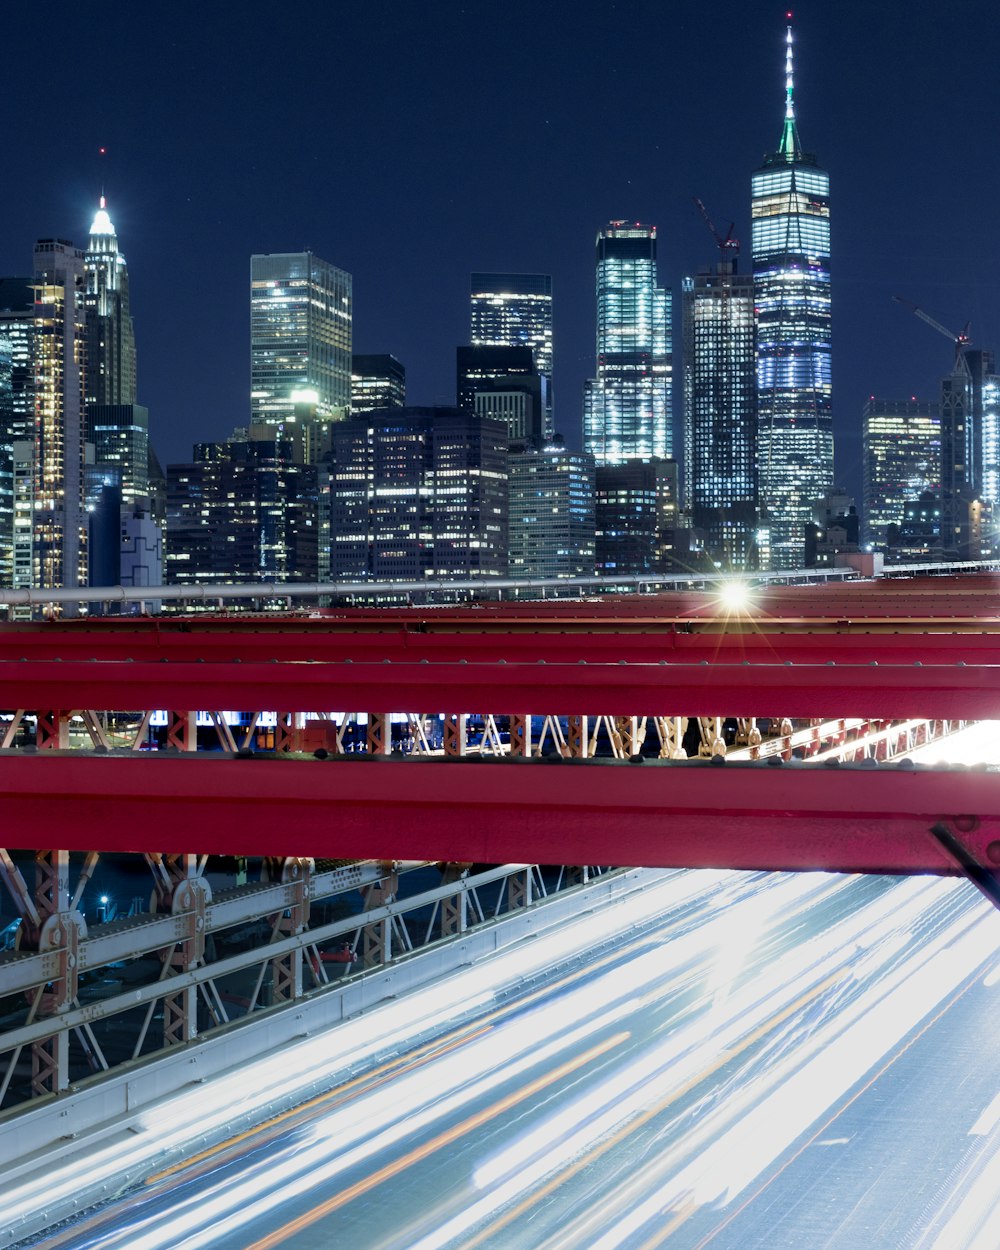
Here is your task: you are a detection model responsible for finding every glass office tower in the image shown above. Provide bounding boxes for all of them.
[752,23,832,568]
[682,260,757,569]
[861,398,940,551]
[251,252,352,424]
[471,273,553,437]
[583,223,671,465]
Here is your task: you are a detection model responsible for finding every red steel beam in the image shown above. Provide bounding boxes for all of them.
[5,628,1000,667]
[2,658,1000,718]
[3,753,999,875]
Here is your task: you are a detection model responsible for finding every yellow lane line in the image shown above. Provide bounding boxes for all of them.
[241,1032,631,1250]
[456,968,846,1250]
[146,1025,492,1184]
[145,897,691,1189]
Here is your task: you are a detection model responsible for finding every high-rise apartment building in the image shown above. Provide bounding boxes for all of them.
[471,273,553,437]
[329,407,508,587]
[682,260,757,569]
[351,354,405,413]
[861,398,940,551]
[752,23,832,568]
[84,196,136,407]
[508,445,595,580]
[250,252,352,424]
[583,223,671,465]
[32,239,88,589]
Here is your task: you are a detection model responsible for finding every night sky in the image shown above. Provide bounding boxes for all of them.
[3,0,998,502]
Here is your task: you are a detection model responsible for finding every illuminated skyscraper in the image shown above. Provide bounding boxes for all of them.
[471,273,553,437]
[508,444,595,579]
[682,260,757,569]
[32,239,88,589]
[752,22,832,568]
[861,398,940,551]
[250,252,352,424]
[583,222,671,465]
[351,354,405,413]
[84,196,136,407]
[329,408,508,587]
[0,279,34,587]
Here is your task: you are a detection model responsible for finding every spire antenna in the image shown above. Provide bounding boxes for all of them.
[777,15,802,161]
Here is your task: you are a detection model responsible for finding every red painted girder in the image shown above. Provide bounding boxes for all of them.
[2,753,999,875]
[1,658,1000,718]
[5,628,1000,667]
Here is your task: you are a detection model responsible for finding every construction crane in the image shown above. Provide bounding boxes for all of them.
[693,197,740,259]
[894,295,971,365]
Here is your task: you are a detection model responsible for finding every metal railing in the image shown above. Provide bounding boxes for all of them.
[0,861,615,1115]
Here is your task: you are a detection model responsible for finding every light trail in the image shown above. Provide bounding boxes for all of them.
[16,870,1000,1250]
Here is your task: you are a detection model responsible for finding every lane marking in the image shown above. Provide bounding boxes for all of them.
[241,1032,631,1250]
[455,968,847,1250]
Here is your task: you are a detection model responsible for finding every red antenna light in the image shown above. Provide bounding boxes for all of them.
[99,146,106,155]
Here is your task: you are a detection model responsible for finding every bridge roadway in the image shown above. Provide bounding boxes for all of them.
[14,867,1000,1250]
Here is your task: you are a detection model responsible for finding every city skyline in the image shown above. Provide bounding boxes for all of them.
[3,1,1000,509]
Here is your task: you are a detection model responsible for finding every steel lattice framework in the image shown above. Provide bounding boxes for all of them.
[3,572,1000,1110]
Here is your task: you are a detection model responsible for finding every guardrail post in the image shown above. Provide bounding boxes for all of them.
[268,858,313,1003]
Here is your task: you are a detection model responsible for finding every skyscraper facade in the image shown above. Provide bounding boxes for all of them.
[351,354,405,413]
[84,197,136,407]
[471,273,553,437]
[682,260,757,569]
[752,23,832,568]
[32,239,88,589]
[938,350,984,557]
[166,434,322,585]
[584,223,672,465]
[250,252,352,424]
[861,398,940,551]
[594,459,680,575]
[329,407,508,587]
[508,445,595,580]
[0,279,33,587]
[457,345,546,449]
